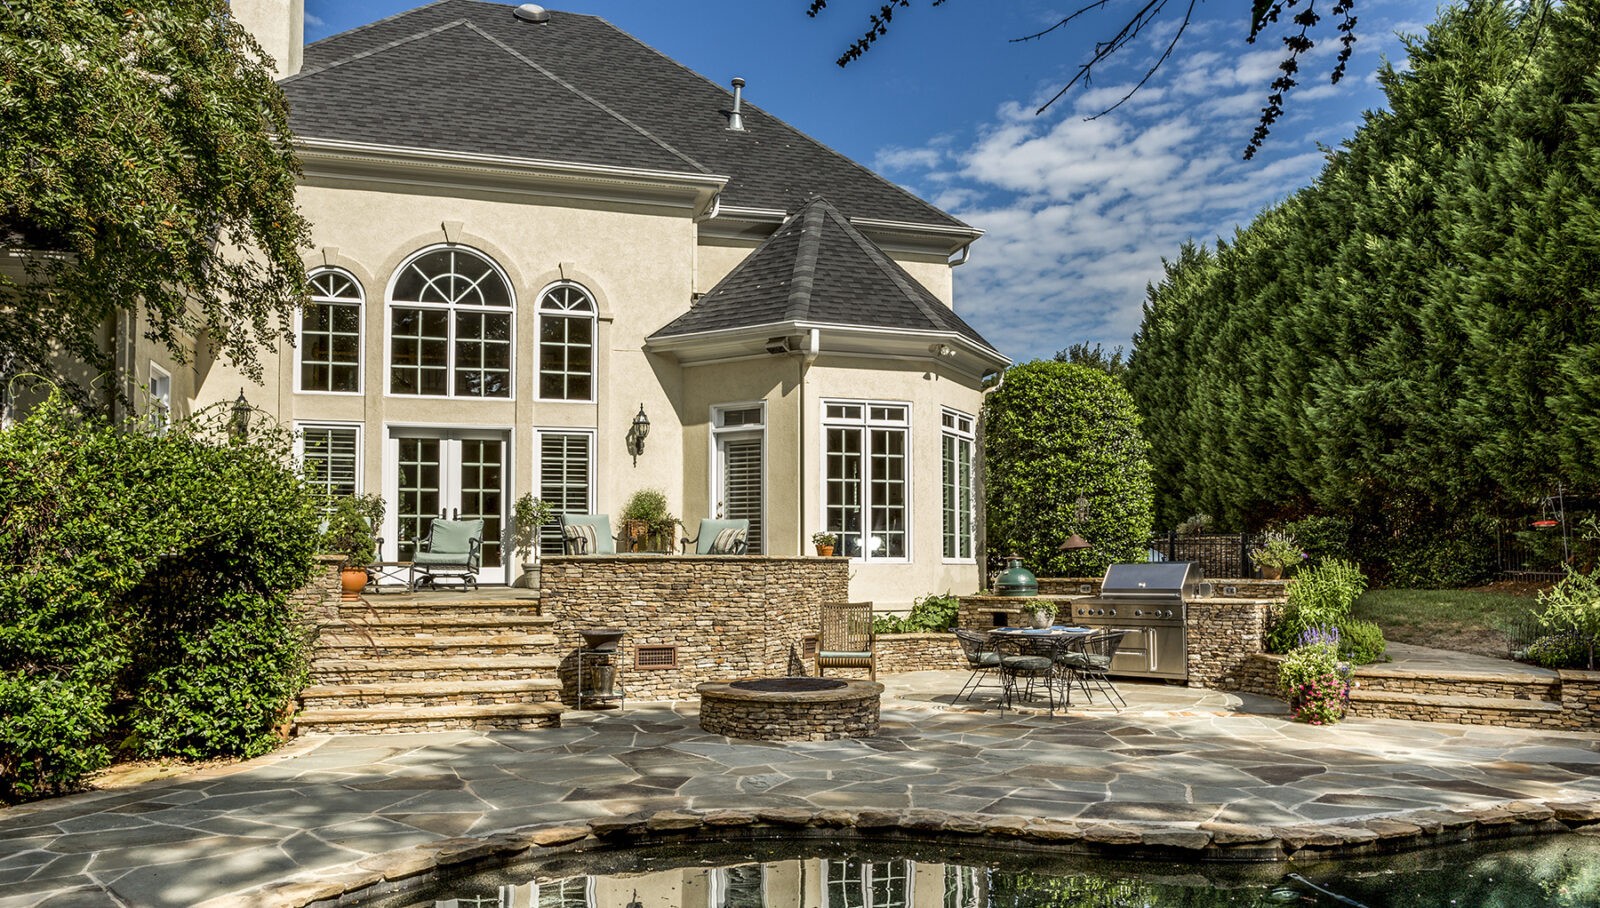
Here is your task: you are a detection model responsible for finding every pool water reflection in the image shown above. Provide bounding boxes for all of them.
[386,835,1600,908]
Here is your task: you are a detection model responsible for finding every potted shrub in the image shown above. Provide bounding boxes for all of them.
[812,531,837,556]
[321,496,377,600]
[1250,530,1304,579]
[620,488,676,552]
[1022,600,1057,629]
[511,493,554,588]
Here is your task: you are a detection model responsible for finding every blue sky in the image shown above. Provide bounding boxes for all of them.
[306,0,1441,363]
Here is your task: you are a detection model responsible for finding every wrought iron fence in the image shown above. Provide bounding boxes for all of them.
[1144,532,1263,579]
[1496,519,1572,580]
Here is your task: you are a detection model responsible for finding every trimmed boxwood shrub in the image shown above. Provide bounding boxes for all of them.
[0,392,322,801]
[984,361,1155,576]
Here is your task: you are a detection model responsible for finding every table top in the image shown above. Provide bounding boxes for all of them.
[990,626,1094,636]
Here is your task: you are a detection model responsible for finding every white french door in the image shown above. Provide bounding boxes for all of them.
[386,428,509,584]
[715,432,764,554]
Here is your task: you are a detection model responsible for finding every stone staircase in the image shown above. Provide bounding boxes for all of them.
[1346,662,1566,729]
[295,591,566,735]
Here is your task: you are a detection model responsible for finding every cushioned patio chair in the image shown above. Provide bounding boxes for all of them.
[408,518,484,591]
[558,514,617,555]
[681,518,749,555]
[953,628,1002,703]
[815,601,876,681]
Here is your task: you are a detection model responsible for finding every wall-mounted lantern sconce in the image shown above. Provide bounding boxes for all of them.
[229,389,252,443]
[626,403,650,466]
[1059,495,1091,552]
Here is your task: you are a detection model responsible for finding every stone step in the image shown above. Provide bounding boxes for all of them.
[1347,688,1565,728]
[340,595,542,619]
[1354,665,1560,701]
[310,654,562,685]
[299,678,562,710]
[313,632,560,660]
[294,701,563,735]
[320,614,555,634]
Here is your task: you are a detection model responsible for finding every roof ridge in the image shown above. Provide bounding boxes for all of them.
[782,204,827,323]
[299,0,454,62]
[285,17,469,84]
[817,200,955,330]
[465,23,713,176]
[581,16,968,232]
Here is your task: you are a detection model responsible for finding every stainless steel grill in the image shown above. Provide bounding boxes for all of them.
[1068,562,1200,681]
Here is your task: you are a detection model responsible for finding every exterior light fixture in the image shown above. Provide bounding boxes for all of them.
[1060,495,1092,552]
[626,403,650,466]
[229,389,251,442]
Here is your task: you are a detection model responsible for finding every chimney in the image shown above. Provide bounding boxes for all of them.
[231,0,305,79]
[727,77,746,132]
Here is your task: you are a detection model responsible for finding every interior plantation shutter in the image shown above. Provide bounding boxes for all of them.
[539,432,591,554]
[721,437,763,553]
[305,427,358,498]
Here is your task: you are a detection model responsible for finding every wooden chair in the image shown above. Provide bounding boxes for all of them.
[815,601,876,681]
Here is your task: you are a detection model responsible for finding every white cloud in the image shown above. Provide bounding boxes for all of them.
[305,12,326,27]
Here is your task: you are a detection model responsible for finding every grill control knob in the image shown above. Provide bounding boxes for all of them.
[1135,609,1144,617]
[1109,609,1117,617]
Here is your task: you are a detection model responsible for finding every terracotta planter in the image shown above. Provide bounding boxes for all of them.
[815,545,835,557]
[1259,565,1284,580]
[339,566,368,601]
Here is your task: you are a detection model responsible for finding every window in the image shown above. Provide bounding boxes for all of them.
[942,409,975,560]
[713,865,765,908]
[301,269,363,393]
[148,363,172,434]
[299,424,360,498]
[713,404,765,554]
[823,401,909,561]
[825,861,910,908]
[537,283,595,400]
[537,430,594,554]
[388,246,513,398]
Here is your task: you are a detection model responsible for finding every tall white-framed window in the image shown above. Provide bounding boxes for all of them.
[941,408,975,561]
[387,245,514,399]
[536,283,596,401]
[147,362,172,434]
[535,428,595,554]
[299,268,363,394]
[823,860,911,908]
[711,403,765,554]
[297,423,362,498]
[822,400,910,562]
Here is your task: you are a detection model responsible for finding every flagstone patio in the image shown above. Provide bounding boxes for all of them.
[2,672,1598,908]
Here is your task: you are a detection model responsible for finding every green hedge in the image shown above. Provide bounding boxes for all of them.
[0,393,322,801]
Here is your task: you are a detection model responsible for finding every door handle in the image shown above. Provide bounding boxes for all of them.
[452,507,459,520]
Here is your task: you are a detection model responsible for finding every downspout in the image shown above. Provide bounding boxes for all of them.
[975,367,1006,588]
[798,328,820,554]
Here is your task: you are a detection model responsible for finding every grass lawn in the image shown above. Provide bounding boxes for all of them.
[1352,586,1545,659]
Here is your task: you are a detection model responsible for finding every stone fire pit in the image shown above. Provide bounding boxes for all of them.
[696,676,884,741]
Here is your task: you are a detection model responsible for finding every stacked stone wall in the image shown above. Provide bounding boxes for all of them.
[957,595,1080,630]
[874,634,965,673]
[1560,670,1600,717]
[540,556,849,702]
[1186,599,1274,689]
[294,555,346,624]
[1036,577,1290,599]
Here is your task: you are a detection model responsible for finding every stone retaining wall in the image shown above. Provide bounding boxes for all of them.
[294,555,346,624]
[957,595,1079,630]
[1186,599,1273,689]
[875,634,965,673]
[540,556,849,702]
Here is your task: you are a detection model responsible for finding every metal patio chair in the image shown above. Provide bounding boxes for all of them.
[557,513,617,555]
[953,628,1002,703]
[681,518,749,555]
[815,601,876,681]
[991,634,1057,715]
[1056,629,1129,711]
[408,518,484,591]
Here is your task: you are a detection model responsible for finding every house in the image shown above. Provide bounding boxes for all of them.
[204,0,1009,607]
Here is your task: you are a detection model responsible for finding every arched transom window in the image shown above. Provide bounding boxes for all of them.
[301,268,363,393]
[537,283,595,401]
[388,247,513,398]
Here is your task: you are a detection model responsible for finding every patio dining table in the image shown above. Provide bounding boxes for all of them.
[988,626,1097,709]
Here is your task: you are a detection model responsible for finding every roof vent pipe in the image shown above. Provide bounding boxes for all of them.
[727,77,746,131]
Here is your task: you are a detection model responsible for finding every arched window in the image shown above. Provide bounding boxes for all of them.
[537,283,595,401]
[301,268,363,393]
[388,246,514,398]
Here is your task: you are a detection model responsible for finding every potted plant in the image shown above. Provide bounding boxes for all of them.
[1251,530,1305,580]
[511,493,554,588]
[812,531,837,556]
[1278,626,1355,724]
[321,496,378,600]
[1023,600,1057,629]
[620,488,676,553]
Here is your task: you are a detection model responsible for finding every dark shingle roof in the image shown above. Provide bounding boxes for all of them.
[287,0,966,229]
[650,198,996,352]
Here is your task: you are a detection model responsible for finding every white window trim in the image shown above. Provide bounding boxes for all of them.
[294,421,364,497]
[147,362,172,435]
[533,280,598,404]
[820,398,913,565]
[709,401,767,553]
[940,406,977,565]
[295,267,365,397]
[383,244,517,401]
